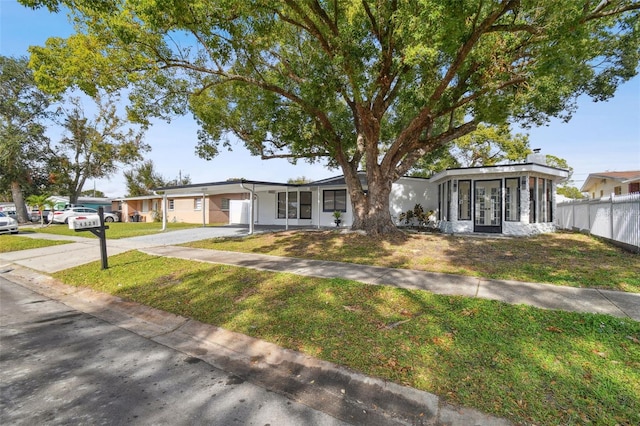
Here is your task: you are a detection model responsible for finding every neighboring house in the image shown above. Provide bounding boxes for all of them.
[580,171,640,199]
[117,191,251,224]
[146,151,568,236]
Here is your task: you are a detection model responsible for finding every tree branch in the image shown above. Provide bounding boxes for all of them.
[259,151,332,160]
[395,120,479,177]
[582,1,640,22]
[429,0,519,105]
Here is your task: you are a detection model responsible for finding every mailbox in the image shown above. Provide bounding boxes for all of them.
[68,215,101,230]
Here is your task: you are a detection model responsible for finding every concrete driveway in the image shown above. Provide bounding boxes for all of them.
[0,226,250,274]
[114,226,250,248]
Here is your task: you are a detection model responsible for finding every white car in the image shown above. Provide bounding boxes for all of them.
[48,207,119,224]
[0,212,19,234]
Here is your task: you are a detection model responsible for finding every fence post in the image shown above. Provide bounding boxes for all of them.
[610,194,614,241]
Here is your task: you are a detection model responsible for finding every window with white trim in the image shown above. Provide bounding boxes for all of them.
[505,178,520,222]
[458,180,471,220]
[221,198,230,211]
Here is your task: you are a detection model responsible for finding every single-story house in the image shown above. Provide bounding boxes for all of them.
[580,171,640,199]
[120,151,568,236]
[117,191,251,223]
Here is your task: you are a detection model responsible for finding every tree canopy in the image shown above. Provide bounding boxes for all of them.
[410,124,530,177]
[21,0,640,234]
[124,159,191,196]
[47,95,149,204]
[0,55,55,221]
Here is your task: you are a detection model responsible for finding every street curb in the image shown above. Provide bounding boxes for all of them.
[2,265,511,426]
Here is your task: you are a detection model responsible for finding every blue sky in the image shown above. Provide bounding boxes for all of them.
[2,0,639,197]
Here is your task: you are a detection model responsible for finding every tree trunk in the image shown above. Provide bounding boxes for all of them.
[69,191,80,205]
[347,170,403,236]
[10,181,29,223]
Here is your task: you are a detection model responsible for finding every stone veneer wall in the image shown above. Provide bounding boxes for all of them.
[439,220,556,236]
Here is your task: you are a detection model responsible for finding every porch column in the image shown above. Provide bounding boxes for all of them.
[285,188,289,230]
[239,183,255,234]
[162,193,167,231]
[202,193,206,227]
[251,184,255,234]
[317,186,321,229]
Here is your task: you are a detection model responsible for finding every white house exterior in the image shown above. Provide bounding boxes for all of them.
[153,175,431,230]
[151,154,568,236]
[430,156,569,236]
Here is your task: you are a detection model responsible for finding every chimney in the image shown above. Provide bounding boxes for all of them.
[526,148,547,165]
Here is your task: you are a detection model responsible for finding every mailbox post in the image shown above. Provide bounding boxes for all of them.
[69,206,109,269]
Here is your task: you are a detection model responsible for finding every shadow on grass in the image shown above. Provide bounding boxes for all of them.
[54,251,640,425]
[440,232,640,291]
[210,230,413,268]
[194,230,640,292]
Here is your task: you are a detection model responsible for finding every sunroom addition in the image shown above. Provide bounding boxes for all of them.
[429,152,569,236]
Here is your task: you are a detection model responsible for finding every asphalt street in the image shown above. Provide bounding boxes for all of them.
[0,276,351,426]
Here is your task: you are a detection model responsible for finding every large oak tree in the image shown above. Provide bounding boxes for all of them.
[22,0,639,234]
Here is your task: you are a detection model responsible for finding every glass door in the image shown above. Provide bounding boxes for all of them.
[474,180,502,233]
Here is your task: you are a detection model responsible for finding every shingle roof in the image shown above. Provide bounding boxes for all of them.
[586,171,640,180]
[580,170,640,192]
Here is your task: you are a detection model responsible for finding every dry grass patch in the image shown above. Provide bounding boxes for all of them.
[186,230,640,292]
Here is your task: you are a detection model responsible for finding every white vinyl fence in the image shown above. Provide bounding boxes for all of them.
[555,193,640,252]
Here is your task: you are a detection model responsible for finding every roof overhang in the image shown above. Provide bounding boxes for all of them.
[153,180,315,197]
[430,163,569,184]
[580,172,640,192]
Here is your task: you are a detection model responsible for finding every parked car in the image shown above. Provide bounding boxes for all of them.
[30,209,52,222]
[48,207,119,224]
[0,212,19,234]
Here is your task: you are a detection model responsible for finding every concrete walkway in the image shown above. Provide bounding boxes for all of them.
[142,246,640,321]
[2,229,639,320]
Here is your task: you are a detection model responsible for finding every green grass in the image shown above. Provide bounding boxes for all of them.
[0,235,72,252]
[54,251,640,426]
[186,230,640,292]
[25,222,203,239]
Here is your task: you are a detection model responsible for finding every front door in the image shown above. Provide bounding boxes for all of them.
[474,180,502,233]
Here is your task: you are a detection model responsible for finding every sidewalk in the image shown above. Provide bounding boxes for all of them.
[141,246,640,321]
[4,231,639,321]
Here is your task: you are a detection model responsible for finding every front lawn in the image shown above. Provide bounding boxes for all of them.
[54,251,640,426]
[0,235,71,252]
[26,222,203,239]
[186,230,640,292]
